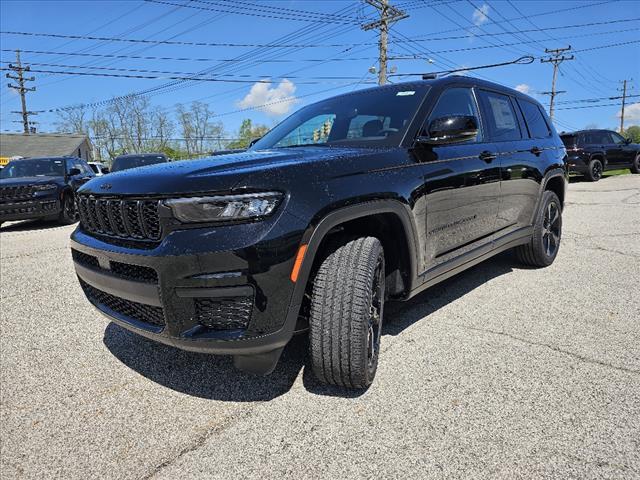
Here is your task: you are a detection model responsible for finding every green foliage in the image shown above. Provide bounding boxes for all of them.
[226,119,270,150]
[624,125,640,143]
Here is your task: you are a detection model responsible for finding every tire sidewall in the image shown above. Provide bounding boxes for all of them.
[58,193,77,225]
[587,158,603,182]
[532,191,562,266]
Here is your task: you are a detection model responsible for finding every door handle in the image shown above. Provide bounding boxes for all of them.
[479,151,497,162]
[530,146,542,156]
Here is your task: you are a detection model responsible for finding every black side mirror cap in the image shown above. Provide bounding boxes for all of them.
[416,115,479,146]
[68,168,81,176]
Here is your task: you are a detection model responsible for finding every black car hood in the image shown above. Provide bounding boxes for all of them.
[0,176,64,186]
[79,147,383,196]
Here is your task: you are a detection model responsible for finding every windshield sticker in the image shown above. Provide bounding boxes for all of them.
[396,91,415,96]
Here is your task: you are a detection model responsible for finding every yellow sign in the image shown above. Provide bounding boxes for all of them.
[0,157,12,166]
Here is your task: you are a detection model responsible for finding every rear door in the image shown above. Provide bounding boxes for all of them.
[476,90,541,235]
[412,86,500,268]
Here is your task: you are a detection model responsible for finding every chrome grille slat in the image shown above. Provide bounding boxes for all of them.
[77,195,161,242]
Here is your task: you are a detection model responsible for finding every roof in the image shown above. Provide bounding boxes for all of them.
[0,133,90,158]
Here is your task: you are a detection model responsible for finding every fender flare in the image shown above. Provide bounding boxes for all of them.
[530,168,566,224]
[588,151,607,167]
[284,199,420,326]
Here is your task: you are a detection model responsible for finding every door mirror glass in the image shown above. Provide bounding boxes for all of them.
[625,137,632,145]
[417,115,480,145]
[68,167,81,176]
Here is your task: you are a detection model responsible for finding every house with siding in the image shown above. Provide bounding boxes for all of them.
[0,133,93,166]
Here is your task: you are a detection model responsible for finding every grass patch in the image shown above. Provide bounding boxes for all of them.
[603,169,631,177]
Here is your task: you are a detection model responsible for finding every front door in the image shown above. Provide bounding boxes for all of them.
[412,86,501,268]
[606,131,635,166]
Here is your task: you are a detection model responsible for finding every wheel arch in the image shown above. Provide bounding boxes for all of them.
[292,200,419,307]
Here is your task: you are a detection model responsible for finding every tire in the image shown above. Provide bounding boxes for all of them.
[585,158,603,182]
[58,192,78,225]
[308,236,385,389]
[515,190,562,268]
[631,155,640,174]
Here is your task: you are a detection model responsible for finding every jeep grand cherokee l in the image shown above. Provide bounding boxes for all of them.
[70,76,567,389]
[560,129,640,181]
[0,156,94,227]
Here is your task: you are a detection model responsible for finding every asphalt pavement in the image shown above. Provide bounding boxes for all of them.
[1,174,639,479]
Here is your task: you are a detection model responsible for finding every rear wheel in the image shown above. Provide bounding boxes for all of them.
[515,190,562,268]
[308,237,385,389]
[58,193,78,225]
[631,155,640,174]
[585,158,603,182]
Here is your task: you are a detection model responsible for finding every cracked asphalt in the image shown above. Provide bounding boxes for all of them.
[1,174,639,479]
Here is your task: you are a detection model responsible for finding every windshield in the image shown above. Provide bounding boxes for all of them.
[0,158,66,179]
[251,84,430,150]
[111,155,166,172]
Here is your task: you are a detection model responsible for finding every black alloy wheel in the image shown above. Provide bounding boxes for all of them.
[542,200,561,258]
[587,159,603,182]
[58,194,79,225]
[515,190,562,268]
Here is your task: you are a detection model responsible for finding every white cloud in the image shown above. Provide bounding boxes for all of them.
[238,79,298,117]
[617,102,640,122]
[515,84,531,94]
[472,3,489,26]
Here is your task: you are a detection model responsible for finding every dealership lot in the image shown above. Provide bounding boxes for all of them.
[1,175,639,479]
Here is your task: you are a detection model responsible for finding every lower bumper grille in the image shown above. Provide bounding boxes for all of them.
[195,296,253,330]
[80,279,165,327]
[71,249,158,283]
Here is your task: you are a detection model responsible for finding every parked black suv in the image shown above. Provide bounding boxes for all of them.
[71,77,567,388]
[0,156,94,226]
[560,129,640,181]
[110,153,168,173]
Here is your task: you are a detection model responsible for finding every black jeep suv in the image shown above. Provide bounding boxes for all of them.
[71,77,567,388]
[560,129,640,181]
[0,156,94,227]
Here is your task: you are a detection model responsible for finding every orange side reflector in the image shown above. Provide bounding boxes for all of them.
[290,244,308,283]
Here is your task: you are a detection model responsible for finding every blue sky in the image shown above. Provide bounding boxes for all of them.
[1,0,639,137]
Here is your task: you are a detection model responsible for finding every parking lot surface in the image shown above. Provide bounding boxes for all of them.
[1,174,639,479]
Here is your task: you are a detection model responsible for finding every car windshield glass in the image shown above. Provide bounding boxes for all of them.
[250,84,430,150]
[111,155,166,172]
[0,158,65,178]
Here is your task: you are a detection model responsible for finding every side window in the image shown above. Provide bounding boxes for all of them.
[424,87,482,142]
[477,90,522,142]
[609,131,626,144]
[518,99,551,139]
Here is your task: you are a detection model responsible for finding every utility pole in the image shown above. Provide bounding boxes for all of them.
[540,46,574,121]
[361,0,408,85]
[618,79,633,133]
[6,50,37,134]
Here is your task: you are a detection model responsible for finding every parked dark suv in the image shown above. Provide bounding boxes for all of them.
[0,156,94,226]
[560,129,640,181]
[70,77,567,388]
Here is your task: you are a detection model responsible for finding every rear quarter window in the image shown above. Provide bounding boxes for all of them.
[518,99,551,139]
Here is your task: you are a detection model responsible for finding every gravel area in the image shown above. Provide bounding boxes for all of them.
[1,174,639,479]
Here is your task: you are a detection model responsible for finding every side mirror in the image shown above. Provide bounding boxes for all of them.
[101,167,110,174]
[68,167,81,176]
[416,115,479,145]
[624,138,632,145]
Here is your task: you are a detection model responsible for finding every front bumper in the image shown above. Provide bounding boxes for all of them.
[0,198,60,222]
[70,212,306,356]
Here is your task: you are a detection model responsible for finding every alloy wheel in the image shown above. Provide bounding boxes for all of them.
[542,201,561,257]
[367,257,384,371]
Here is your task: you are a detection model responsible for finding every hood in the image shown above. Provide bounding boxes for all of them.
[0,176,64,187]
[79,147,386,196]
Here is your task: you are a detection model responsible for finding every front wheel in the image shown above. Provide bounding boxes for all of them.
[308,237,385,389]
[515,190,562,268]
[631,155,640,174]
[58,193,78,225]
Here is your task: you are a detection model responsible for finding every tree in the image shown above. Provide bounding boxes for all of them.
[226,119,270,150]
[624,125,640,143]
[176,101,225,155]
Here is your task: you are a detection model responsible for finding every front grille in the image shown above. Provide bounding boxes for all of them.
[0,185,35,202]
[110,261,158,283]
[195,296,253,330]
[77,195,161,241]
[80,279,165,327]
[71,249,99,268]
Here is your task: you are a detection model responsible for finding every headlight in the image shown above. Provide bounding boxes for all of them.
[33,184,57,192]
[165,192,282,223]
